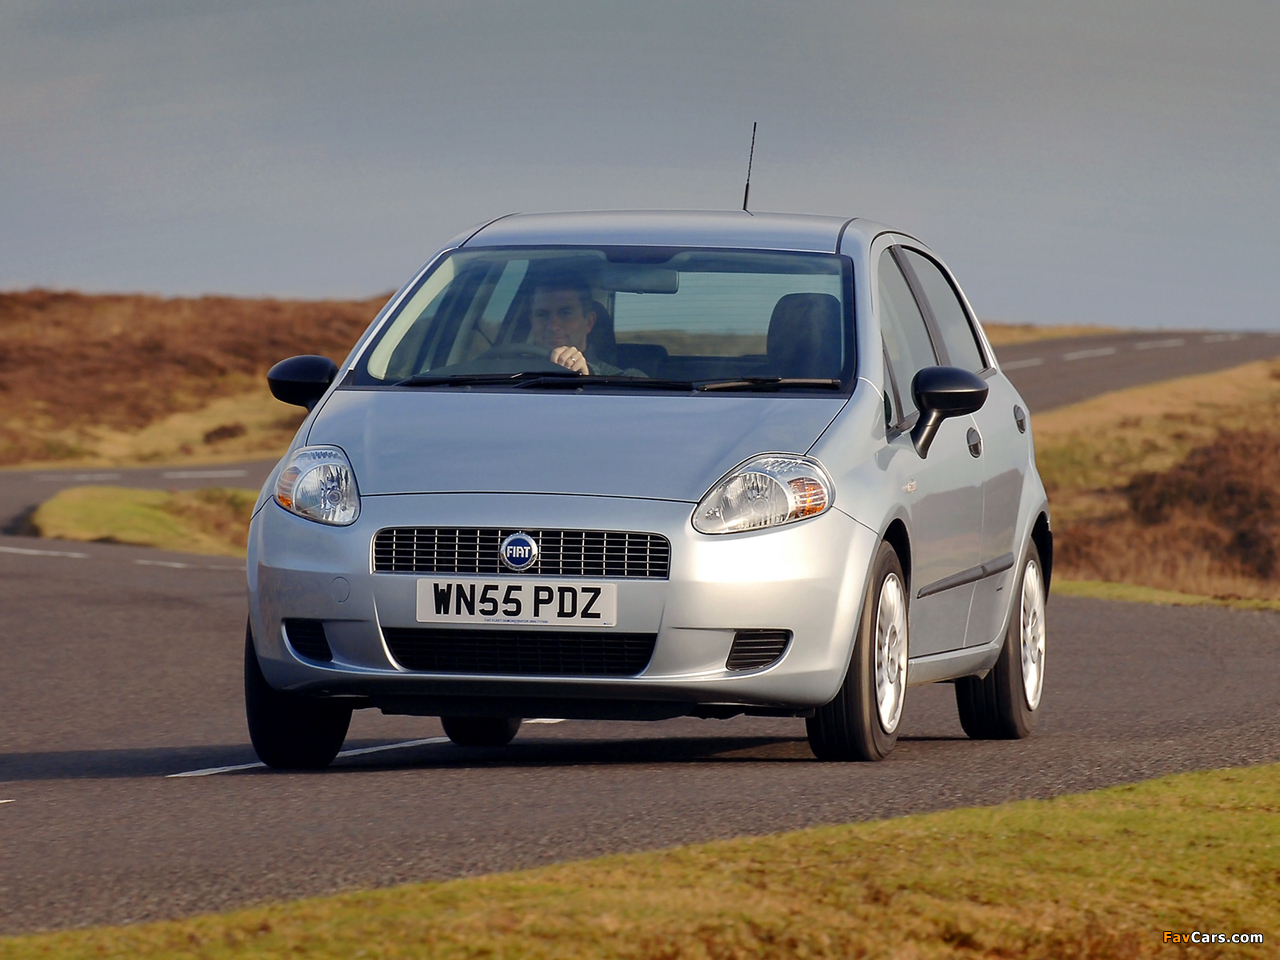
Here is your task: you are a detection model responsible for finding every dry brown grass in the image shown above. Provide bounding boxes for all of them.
[0,289,387,466]
[981,321,1121,346]
[1036,359,1280,599]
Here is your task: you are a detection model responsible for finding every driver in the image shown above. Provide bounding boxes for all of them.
[528,273,644,377]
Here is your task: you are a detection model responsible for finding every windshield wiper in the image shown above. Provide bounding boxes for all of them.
[515,376,696,391]
[696,377,843,392]
[395,371,580,387]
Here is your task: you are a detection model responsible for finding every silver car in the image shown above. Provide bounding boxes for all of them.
[245,211,1050,767]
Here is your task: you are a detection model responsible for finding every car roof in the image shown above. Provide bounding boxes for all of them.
[462,210,896,254]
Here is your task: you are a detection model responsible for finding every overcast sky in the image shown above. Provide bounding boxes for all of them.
[2,1,1277,329]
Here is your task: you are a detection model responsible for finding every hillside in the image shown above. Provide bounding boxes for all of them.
[0,290,387,466]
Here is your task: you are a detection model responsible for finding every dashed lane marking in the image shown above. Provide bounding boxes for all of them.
[1202,333,1243,342]
[1135,338,1186,350]
[162,469,248,479]
[1063,347,1118,361]
[1001,358,1043,371]
[526,718,566,724]
[134,559,244,571]
[0,799,14,805]
[36,472,122,482]
[0,545,89,558]
[167,737,452,778]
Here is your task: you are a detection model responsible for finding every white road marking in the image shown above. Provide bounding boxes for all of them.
[162,469,248,479]
[0,799,14,805]
[525,718,566,724]
[134,559,244,571]
[1063,347,1117,361]
[0,545,89,558]
[1135,337,1186,350]
[1001,358,1044,371]
[167,737,451,778]
[36,472,121,482]
[1202,333,1242,343]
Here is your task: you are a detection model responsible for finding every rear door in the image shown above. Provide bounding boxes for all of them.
[877,247,983,658]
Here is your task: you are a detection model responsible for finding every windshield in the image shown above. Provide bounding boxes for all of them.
[353,247,853,390]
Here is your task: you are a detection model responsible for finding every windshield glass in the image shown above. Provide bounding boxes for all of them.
[354,247,852,389]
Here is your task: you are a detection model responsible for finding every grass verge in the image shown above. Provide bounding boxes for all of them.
[1053,578,1280,613]
[30,486,256,557]
[982,320,1121,346]
[2,764,1276,958]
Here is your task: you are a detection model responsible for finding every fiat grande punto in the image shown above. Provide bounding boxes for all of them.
[246,211,1051,767]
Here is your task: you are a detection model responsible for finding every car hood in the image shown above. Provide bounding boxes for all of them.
[310,389,848,502]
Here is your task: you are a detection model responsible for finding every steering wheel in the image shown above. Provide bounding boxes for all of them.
[483,342,555,360]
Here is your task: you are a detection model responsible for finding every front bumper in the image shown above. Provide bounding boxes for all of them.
[247,492,878,713]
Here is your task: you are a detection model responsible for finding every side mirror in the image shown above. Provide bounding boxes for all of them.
[910,366,988,458]
[267,355,339,411]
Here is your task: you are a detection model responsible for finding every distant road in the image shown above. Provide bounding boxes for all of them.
[992,329,1280,413]
[0,459,278,535]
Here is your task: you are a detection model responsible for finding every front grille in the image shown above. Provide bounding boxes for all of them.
[725,630,791,671]
[382,627,656,676]
[373,528,671,579]
[284,619,332,662]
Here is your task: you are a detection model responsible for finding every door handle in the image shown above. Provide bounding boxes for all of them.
[966,427,982,458]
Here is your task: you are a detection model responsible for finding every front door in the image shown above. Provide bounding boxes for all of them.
[877,247,983,658]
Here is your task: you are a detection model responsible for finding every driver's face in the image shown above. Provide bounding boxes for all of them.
[530,287,595,352]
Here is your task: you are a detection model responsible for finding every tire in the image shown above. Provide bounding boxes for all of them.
[441,716,522,747]
[806,541,908,761]
[244,623,352,769]
[955,542,1046,739]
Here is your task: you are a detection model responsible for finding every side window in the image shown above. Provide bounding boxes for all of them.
[900,249,986,374]
[878,249,938,420]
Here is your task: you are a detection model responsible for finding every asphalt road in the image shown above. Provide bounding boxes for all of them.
[1,535,1278,934]
[994,328,1280,412]
[2,327,1280,935]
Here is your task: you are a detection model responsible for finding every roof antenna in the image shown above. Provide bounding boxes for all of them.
[742,121,757,213]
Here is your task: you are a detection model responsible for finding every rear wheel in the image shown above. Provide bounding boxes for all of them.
[955,543,1046,739]
[244,623,352,769]
[441,716,522,747]
[807,541,907,761]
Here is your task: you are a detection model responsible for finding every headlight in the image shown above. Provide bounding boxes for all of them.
[275,445,360,525]
[693,454,833,535]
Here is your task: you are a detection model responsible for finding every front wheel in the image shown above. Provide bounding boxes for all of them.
[807,541,908,761]
[955,542,1046,739]
[244,623,352,769]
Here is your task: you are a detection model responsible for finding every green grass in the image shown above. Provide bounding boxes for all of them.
[1054,578,1280,613]
[31,485,257,557]
[3,764,1277,959]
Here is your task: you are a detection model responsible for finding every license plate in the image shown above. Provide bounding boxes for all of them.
[416,578,617,627]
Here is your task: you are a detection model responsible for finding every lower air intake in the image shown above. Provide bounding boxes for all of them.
[284,619,333,662]
[725,630,791,671]
[382,628,656,677]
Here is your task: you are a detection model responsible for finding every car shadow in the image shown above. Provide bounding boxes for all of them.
[0,731,976,782]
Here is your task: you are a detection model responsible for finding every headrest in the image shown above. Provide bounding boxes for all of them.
[586,299,618,365]
[766,293,842,379]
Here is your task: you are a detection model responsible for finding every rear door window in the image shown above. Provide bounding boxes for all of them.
[900,249,986,374]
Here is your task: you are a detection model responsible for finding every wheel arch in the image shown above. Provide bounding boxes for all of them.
[882,518,912,596]
[1031,511,1053,591]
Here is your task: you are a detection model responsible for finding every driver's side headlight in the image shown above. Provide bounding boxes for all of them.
[693,454,833,534]
[275,446,360,525]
